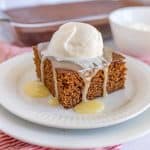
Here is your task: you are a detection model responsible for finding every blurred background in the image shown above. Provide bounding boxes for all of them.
[0,0,149,46]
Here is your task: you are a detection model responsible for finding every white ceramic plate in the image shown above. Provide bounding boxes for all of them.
[0,52,150,129]
[0,105,150,149]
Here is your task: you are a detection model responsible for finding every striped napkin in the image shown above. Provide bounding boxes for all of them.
[0,131,121,150]
[1,41,149,150]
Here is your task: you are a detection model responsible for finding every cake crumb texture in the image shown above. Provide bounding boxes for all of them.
[87,70,104,100]
[107,53,126,93]
[33,46,127,108]
[56,69,84,108]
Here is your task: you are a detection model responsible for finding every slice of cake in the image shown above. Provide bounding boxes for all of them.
[33,22,127,108]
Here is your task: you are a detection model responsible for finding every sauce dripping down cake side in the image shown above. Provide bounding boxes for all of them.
[33,22,127,109]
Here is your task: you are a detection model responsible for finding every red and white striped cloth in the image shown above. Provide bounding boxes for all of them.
[0,131,121,150]
[0,41,149,150]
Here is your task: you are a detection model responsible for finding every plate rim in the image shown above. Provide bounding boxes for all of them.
[0,52,150,129]
[0,105,150,149]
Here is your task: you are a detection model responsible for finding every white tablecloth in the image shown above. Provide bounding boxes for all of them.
[123,135,150,150]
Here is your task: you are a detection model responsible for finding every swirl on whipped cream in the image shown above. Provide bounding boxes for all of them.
[42,22,104,60]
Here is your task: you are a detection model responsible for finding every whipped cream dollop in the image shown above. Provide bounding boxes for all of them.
[43,22,103,60]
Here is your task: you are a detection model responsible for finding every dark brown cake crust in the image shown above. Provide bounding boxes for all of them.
[33,46,127,108]
[43,59,56,97]
[33,46,41,79]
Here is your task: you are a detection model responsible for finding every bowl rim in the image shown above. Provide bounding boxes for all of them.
[109,6,150,33]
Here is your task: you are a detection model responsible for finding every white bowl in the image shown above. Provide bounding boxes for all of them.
[109,7,150,56]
